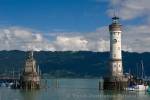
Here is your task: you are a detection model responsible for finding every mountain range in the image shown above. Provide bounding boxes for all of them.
[0,50,150,78]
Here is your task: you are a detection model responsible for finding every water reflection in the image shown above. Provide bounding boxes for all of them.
[20,90,38,100]
[102,90,150,100]
[0,79,150,100]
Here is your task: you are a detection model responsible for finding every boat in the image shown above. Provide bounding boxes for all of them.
[147,86,150,92]
[134,84,148,91]
[126,86,135,91]
[126,60,149,91]
[126,84,148,91]
[0,83,6,87]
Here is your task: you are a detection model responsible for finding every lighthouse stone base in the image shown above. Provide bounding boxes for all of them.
[103,76,128,90]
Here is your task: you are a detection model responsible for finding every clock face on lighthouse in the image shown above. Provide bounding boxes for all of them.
[113,39,117,43]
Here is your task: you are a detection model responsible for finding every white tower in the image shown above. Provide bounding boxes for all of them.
[109,16,123,77]
[102,16,128,90]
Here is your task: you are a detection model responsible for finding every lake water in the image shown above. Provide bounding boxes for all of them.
[0,79,150,100]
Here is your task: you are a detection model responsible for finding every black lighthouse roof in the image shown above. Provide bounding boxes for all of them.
[112,16,119,20]
[112,16,120,24]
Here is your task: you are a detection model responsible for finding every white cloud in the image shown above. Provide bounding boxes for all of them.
[0,25,149,52]
[53,36,88,51]
[122,25,150,52]
[87,39,109,52]
[0,26,110,52]
[0,27,55,51]
[108,0,150,20]
[52,35,109,52]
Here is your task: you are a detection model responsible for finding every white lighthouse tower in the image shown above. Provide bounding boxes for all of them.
[109,16,123,77]
[102,16,128,90]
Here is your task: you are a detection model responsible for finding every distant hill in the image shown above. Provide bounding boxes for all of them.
[0,50,150,78]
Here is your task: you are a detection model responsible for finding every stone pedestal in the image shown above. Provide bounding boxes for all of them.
[103,76,128,90]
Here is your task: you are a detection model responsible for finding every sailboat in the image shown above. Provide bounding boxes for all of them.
[147,86,150,92]
[127,60,148,91]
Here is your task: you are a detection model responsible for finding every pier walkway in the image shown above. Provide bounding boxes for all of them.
[0,76,19,83]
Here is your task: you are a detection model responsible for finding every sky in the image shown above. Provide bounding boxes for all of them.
[0,0,149,52]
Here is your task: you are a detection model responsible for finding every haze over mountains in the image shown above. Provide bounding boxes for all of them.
[0,50,149,78]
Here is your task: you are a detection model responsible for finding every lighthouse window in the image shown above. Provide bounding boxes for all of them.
[113,39,117,43]
[118,47,120,50]
[114,64,116,67]
[114,54,116,57]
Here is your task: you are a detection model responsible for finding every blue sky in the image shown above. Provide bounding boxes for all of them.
[0,0,149,52]
[0,0,110,32]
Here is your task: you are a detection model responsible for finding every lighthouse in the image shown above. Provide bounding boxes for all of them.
[109,16,123,77]
[102,16,128,90]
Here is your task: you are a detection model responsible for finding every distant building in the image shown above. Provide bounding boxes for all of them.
[20,51,40,89]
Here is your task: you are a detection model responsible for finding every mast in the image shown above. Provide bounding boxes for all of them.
[141,60,144,79]
[136,63,139,78]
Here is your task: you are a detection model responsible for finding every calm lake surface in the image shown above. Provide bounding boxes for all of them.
[0,79,150,100]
